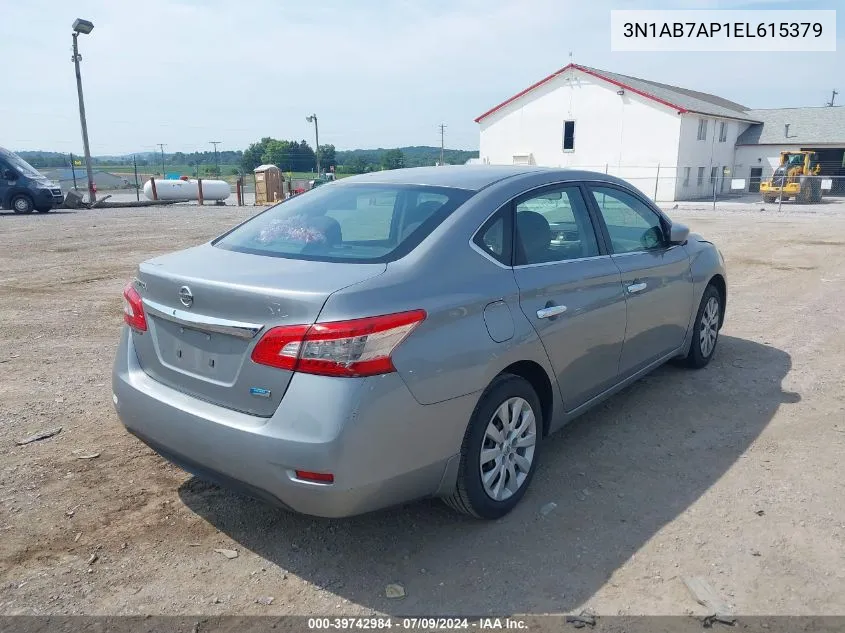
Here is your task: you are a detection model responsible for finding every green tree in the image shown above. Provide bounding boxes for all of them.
[241,137,272,171]
[345,156,368,174]
[261,139,292,168]
[318,144,336,169]
[381,148,405,170]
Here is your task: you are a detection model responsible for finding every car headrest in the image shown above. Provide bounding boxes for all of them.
[517,211,551,259]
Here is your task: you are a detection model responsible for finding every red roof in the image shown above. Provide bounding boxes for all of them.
[474,63,689,123]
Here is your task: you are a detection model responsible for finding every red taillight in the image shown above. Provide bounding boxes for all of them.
[251,310,426,377]
[294,470,334,483]
[122,282,147,331]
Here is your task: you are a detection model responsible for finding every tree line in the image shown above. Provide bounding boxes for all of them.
[16,143,479,175]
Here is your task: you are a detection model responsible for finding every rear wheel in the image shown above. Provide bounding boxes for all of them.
[11,194,34,214]
[444,375,541,519]
[682,284,722,369]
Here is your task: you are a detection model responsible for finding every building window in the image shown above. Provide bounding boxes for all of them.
[697,118,708,141]
[718,121,727,143]
[697,167,705,186]
[562,120,575,151]
[710,166,718,186]
[683,167,691,187]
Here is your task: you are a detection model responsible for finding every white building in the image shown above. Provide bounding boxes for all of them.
[476,64,845,201]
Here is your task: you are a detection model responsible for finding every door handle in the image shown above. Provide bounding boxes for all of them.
[536,305,567,319]
[627,282,647,294]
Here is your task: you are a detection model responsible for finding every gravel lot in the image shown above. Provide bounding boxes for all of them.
[1,199,844,616]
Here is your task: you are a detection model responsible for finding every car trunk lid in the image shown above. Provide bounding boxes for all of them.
[131,243,386,416]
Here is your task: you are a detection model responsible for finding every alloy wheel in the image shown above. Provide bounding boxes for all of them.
[479,397,537,501]
[699,296,720,357]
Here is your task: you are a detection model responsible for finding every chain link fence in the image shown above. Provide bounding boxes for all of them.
[556,163,845,204]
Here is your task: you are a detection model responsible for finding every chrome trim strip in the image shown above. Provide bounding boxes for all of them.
[142,298,264,340]
[514,254,610,270]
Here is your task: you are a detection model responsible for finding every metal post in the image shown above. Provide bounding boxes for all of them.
[197,178,204,206]
[314,118,320,176]
[69,153,78,191]
[150,177,158,201]
[72,32,96,204]
[439,124,446,166]
[653,163,660,201]
[133,154,139,202]
[713,171,717,211]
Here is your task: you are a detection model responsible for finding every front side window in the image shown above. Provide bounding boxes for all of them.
[215,184,472,263]
[515,187,599,265]
[589,186,666,254]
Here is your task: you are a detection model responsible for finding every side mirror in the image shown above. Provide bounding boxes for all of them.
[3,169,17,181]
[669,222,690,244]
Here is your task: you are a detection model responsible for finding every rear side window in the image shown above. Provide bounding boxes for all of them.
[214,184,472,263]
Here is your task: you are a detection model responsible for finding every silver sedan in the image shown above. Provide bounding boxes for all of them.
[113,166,726,519]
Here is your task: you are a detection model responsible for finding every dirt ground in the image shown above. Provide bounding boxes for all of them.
[1,200,844,617]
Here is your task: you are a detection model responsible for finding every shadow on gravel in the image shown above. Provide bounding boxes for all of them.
[180,335,797,615]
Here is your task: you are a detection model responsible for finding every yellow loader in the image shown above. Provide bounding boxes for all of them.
[760,151,823,203]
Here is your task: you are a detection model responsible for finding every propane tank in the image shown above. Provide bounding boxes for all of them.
[143,178,230,201]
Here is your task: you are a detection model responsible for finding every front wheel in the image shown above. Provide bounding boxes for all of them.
[682,284,722,369]
[444,375,541,519]
[11,194,34,214]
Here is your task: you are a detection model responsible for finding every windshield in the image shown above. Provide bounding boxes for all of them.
[214,183,473,263]
[3,152,44,179]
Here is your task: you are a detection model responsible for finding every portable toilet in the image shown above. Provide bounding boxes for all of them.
[254,164,282,204]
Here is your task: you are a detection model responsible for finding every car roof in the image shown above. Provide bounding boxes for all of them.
[335,165,632,191]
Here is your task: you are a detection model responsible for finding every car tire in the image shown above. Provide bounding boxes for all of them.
[444,374,542,519]
[683,284,722,369]
[763,195,777,204]
[11,194,34,214]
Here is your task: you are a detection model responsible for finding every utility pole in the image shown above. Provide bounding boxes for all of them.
[133,154,139,201]
[439,124,446,166]
[157,143,166,178]
[69,153,78,191]
[71,24,97,203]
[306,114,320,176]
[209,141,221,177]
[827,89,839,106]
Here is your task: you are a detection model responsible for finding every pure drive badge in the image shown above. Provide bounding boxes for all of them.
[250,387,271,398]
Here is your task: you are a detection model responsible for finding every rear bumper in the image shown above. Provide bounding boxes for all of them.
[111,328,473,517]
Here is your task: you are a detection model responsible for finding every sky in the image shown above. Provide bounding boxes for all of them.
[1,0,841,155]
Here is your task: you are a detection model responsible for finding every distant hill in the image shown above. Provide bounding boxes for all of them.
[13,145,479,172]
[337,146,478,168]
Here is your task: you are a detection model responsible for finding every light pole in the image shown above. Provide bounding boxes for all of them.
[306,114,321,176]
[71,18,96,203]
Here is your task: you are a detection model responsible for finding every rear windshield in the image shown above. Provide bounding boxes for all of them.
[214,183,473,263]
